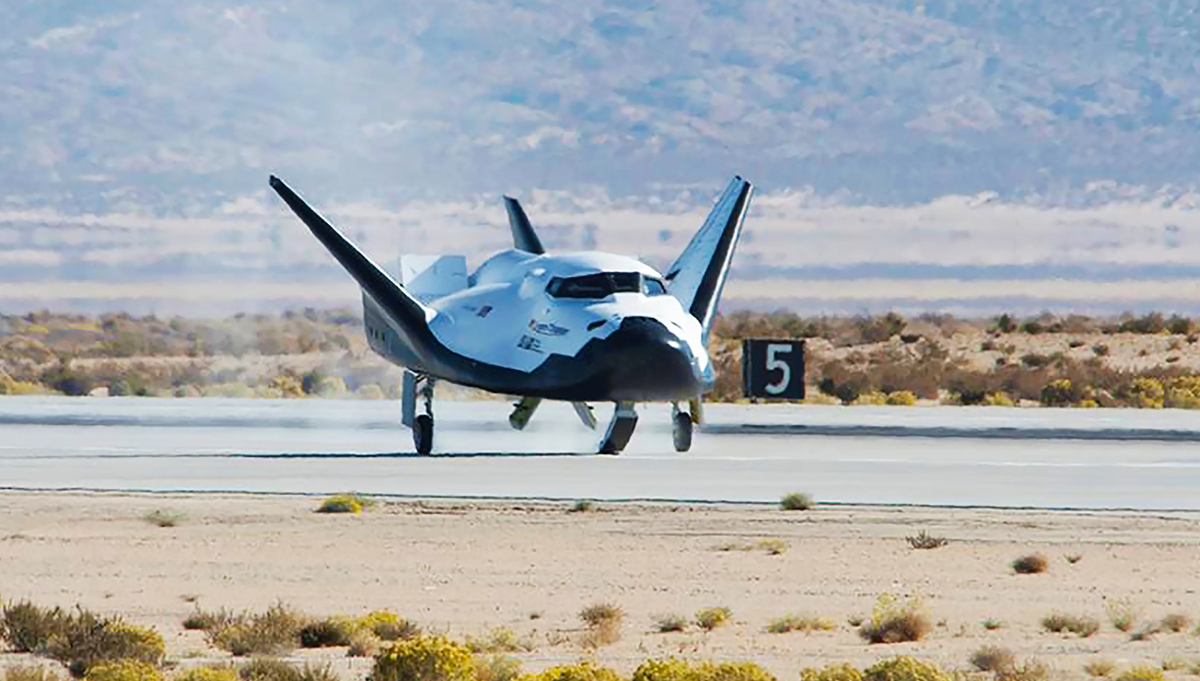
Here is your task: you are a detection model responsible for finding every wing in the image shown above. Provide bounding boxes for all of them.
[269,175,439,355]
[503,196,545,254]
[664,176,753,338]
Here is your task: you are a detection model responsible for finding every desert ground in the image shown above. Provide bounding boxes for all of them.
[2,493,1200,679]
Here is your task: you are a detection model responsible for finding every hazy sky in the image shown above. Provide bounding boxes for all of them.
[3,1,1200,315]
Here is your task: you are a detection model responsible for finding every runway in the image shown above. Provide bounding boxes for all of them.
[3,396,1200,509]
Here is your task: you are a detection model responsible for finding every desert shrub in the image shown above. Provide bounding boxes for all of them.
[1120,313,1166,334]
[1116,666,1165,681]
[1128,378,1165,409]
[695,608,731,631]
[43,611,164,675]
[859,594,930,644]
[295,666,336,681]
[353,611,418,641]
[84,661,162,681]
[766,614,835,633]
[315,494,372,514]
[800,664,861,681]
[181,608,238,633]
[997,660,1049,681]
[983,392,1015,407]
[174,668,239,681]
[1065,554,1083,564]
[970,646,1015,673]
[906,531,947,549]
[653,614,688,633]
[632,660,774,681]
[464,627,531,654]
[238,659,299,681]
[632,659,692,681]
[209,603,307,656]
[1105,598,1140,632]
[1158,613,1190,632]
[981,618,1003,630]
[346,630,381,658]
[1041,613,1099,637]
[862,657,949,681]
[885,391,917,406]
[1012,554,1048,574]
[569,500,596,513]
[579,603,623,628]
[1161,658,1188,672]
[142,510,185,528]
[1,600,69,653]
[779,492,812,511]
[474,656,522,681]
[299,618,352,648]
[526,661,622,681]
[756,539,788,555]
[1040,379,1076,407]
[371,637,473,681]
[577,603,622,648]
[4,666,63,681]
[1082,660,1117,678]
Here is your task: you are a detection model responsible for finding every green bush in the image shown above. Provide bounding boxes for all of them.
[885,391,917,406]
[371,636,474,681]
[173,668,238,681]
[632,659,776,681]
[1040,379,1076,407]
[779,492,812,511]
[84,661,163,681]
[653,614,688,633]
[799,665,861,681]
[354,611,418,641]
[299,618,353,648]
[862,657,949,681]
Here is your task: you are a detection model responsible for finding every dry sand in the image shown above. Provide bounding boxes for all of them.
[2,492,1200,679]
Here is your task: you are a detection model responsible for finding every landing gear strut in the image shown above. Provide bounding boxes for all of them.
[402,371,435,455]
[598,401,638,455]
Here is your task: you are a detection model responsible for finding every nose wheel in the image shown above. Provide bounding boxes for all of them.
[413,413,434,455]
[672,404,694,452]
[402,371,436,455]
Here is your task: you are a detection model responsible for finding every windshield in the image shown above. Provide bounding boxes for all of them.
[643,277,667,296]
[547,272,644,299]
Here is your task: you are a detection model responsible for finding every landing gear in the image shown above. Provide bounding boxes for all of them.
[402,371,435,455]
[509,397,542,431]
[598,401,638,455]
[672,409,693,452]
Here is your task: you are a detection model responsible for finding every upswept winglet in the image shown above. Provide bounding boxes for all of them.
[268,175,435,339]
[503,196,545,254]
[664,176,753,337]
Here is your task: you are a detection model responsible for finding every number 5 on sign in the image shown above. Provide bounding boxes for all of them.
[742,339,805,400]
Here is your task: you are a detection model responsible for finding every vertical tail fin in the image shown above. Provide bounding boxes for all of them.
[503,196,545,254]
[665,176,753,338]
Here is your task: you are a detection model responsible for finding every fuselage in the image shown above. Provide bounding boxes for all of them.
[364,250,713,402]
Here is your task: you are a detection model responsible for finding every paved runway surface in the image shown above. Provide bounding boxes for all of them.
[4,396,1200,509]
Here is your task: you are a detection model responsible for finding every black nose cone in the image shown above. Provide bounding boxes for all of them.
[600,317,700,400]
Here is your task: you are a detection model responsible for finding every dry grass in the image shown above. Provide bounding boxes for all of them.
[142,510,185,527]
[1083,660,1118,678]
[1158,613,1190,633]
[757,538,789,555]
[766,614,836,634]
[1012,554,1049,574]
[695,607,732,631]
[653,613,688,633]
[906,530,948,549]
[1042,612,1100,637]
[1116,666,1166,681]
[859,594,931,644]
[1105,597,1140,633]
[2,666,63,681]
[298,618,352,648]
[345,630,380,658]
[464,627,533,654]
[1065,553,1083,564]
[780,492,813,511]
[997,660,1050,681]
[579,602,623,648]
[971,646,1016,673]
[474,655,522,681]
[208,602,308,656]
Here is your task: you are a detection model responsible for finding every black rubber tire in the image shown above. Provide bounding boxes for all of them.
[672,412,693,452]
[414,414,434,455]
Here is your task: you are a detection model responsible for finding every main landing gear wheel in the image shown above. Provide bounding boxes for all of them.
[414,413,434,455]
[672,411,693,452]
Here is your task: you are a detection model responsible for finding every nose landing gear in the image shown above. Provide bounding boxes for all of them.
[671,401,696,452]
[402,371,436,455]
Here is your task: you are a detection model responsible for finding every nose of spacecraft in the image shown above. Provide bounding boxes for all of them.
[601,316,701,400]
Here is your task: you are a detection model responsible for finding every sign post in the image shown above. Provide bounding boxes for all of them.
[742,339,806,400]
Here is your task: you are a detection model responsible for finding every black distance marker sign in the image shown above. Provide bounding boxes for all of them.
[742,339,805,400]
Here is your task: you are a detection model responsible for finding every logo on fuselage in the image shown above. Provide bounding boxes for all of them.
[529,319,569,337]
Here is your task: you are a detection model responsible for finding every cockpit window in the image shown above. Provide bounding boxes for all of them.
[643,277,667,296]
[547,272,644,299]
